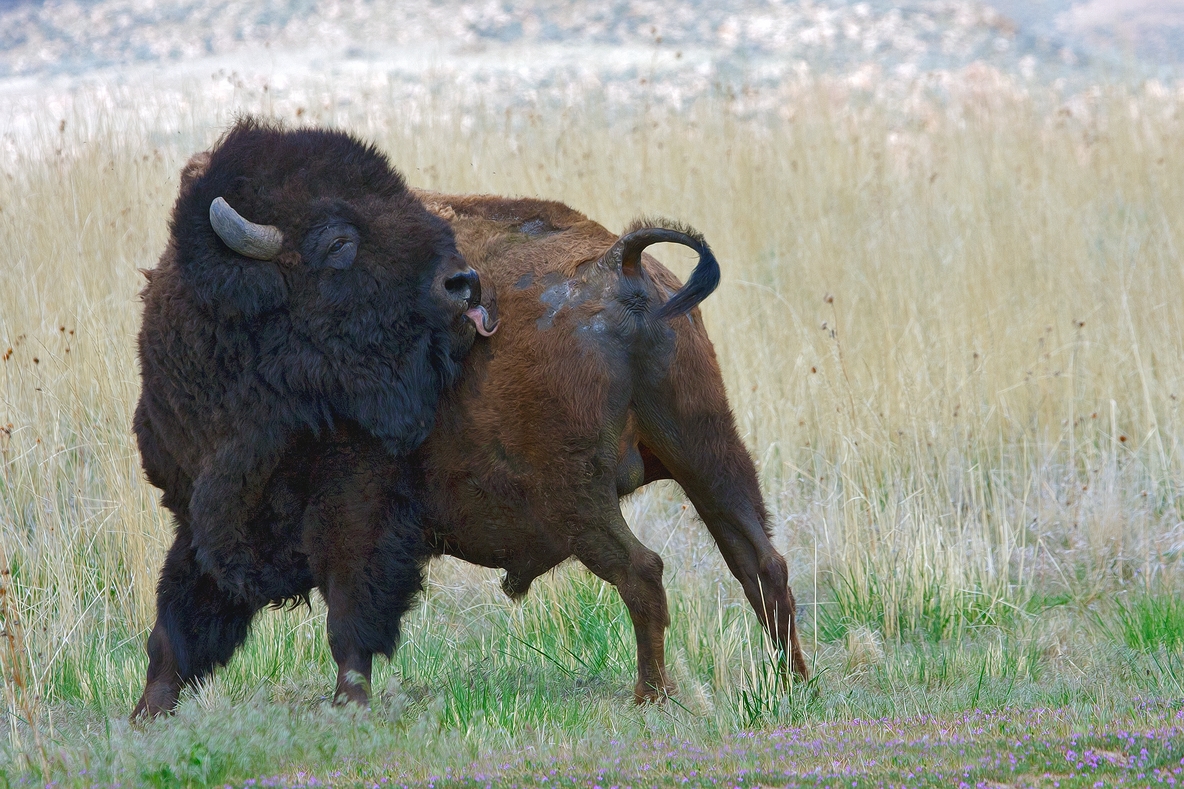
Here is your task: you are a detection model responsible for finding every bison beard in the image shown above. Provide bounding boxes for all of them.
[132,120,482,718]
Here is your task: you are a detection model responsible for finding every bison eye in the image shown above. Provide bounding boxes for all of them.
[303,223,360,270]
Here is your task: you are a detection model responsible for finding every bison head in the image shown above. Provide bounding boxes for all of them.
[172,119,492,353]
[155,118,494,456]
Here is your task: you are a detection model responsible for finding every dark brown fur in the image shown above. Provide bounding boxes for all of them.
[132,122,482,718]
[416,193,810,701]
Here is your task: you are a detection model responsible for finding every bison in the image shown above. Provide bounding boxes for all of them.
[134,136,808,714]
[414,193,810,701]
[132,120,493,718]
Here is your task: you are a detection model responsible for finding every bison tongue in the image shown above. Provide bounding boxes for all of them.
[465,306,498,337]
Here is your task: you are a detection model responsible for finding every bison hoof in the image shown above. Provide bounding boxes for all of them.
[633,679,678,705]
[332,688,370,708]
[130,682,180,722]
[333,670,371,708]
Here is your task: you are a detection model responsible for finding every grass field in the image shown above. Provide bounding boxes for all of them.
[2,74,1184,786]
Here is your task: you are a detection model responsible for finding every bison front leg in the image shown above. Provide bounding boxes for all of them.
[573,508,676,704]
[188,428,292,604]
[321,582,377,707]
[329,639,373,708]
[133,527,261,720]
[319,539,423,707]
[305,457,426,709]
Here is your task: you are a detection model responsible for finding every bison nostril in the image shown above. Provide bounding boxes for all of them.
[444,270,481,306]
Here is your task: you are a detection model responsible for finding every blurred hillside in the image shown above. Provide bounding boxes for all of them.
[0,0,1178,100]
[1,1,1180,171]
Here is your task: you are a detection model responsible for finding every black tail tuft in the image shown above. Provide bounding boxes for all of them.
[655,240,720,319]
[609,217,721,320]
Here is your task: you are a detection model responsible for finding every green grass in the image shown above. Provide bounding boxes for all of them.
[3,561,1183,785]
[816,568,1024,644]
[1111,591,1184,653]
[4,617,1182,786]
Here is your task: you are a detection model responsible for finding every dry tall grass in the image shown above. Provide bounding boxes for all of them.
[1,75,1183,751]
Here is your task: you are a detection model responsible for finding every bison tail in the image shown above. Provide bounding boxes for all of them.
[607,219,721,320]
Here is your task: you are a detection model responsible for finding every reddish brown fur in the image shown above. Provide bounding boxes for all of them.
[415,193,809,701]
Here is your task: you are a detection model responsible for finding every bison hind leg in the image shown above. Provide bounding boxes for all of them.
[632,400,810,684]
[571,502,677,704]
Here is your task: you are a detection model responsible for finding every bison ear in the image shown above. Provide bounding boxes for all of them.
[179,152,211,193]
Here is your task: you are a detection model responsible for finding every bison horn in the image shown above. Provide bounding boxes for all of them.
[209,197,284,260]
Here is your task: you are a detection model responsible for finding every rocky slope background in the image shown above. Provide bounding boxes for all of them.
[0,0,1179,127]
[2,0,1179,79]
